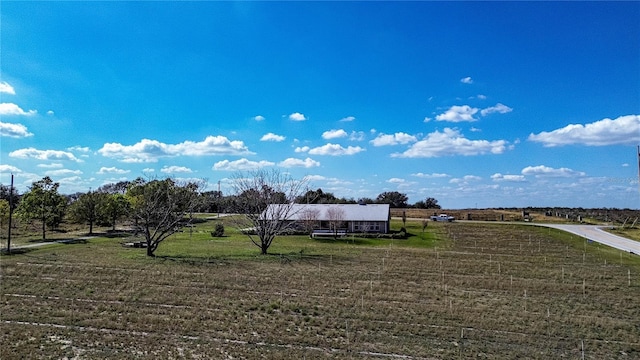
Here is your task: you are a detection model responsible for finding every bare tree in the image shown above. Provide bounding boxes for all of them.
[230,169,307,254]
[299,207,320,237]
[326,206,346,239]
[127,178,204,257]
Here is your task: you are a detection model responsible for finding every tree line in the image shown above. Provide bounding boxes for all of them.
[0,173,441,256]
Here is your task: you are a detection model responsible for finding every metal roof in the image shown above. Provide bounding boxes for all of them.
[263,203,390,221]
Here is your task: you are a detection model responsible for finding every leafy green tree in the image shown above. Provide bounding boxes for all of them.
[296,188,338,204]
[101,193,131,231]
[376,191,409,208]
[0,199,9,238]
[424,197,441,209]
[127,178,203,256]
[16,177,67,240]
[68,190,107,234]
[200,190,223,213]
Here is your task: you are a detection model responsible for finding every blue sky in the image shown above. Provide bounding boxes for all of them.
[1,1,639,209]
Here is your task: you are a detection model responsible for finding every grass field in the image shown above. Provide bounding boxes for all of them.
[1,218,639,359]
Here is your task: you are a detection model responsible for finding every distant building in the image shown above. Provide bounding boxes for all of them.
[261,203,390,234]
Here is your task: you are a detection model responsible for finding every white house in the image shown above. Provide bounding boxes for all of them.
[262,203,391,234]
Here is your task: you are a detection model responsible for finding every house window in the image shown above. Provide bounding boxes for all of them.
[354,221,380,232]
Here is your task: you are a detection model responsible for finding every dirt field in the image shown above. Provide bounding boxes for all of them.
[1,221,639,359]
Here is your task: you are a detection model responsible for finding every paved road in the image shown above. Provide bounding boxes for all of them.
[528,224,640,254]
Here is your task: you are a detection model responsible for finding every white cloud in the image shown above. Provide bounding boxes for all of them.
[45,169,83,177]
[349,131,366,141]
[370,132,417,146]
[308,143,366,156]
[9,147,83,162]
[480,103,513,116]
[461,77,473,84]
[0,164,22,173]
[47,110,55,116]
[450,175,482,184]
[294,146,310,153]
[213,158,275,171]
[477,94,487,100]
[491,173,526,182]
[289,112,307,121]
[143,168,155,173]
[260,132,286,142]
[68,146,91,153]
[0,103,37,116]
[0,82,16,95]
[435,105,479,122]
[387,178,406,184]
[253,115,265,121]
[622,163,629,167]
[97,167,130,174]
[161,165,193,174]
[322,129,348,140]
[423,117,432,123]
[306,174,330,182]
[392,128,509,158]
[278,157,320,168]
[528,115,640,147]
[37,163,64,169]
[0,121,33,138]
[411,172,449,178]
[521,165,586,178]
[98,136,252,163]
[340,116,356,122]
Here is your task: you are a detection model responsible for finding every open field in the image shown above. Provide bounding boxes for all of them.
[2,219,640,359]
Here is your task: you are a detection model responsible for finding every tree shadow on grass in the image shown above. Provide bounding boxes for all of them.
[61,238,89,245]
[1,248,36,256]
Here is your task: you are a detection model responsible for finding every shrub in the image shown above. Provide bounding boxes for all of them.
[211,223,225,237]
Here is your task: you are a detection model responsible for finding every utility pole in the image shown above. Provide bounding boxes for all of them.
[7,174,14,254]
[217,180,221,218]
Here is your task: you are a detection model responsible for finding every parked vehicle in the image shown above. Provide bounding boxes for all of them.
[430,214,455,222]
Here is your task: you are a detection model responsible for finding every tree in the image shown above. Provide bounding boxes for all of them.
[296,188,338,204]
[68,190,107,234]
[127,178,204,256]
[326,206,346,239]
[200,190,223,213]
[299,207,320,237]
[424,197,441,209]
[376,191,409,208]
[101,193,131,231]
[16,177,67,240]
[0,183,20,208]
[0,199,9,238]
[97,180,132,194]
[230,169,307,255]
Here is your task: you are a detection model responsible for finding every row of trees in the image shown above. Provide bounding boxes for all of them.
[0,172,441,256]
[199,188,440,214]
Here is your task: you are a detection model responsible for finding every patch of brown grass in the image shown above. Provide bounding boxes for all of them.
[1,223,639,359]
